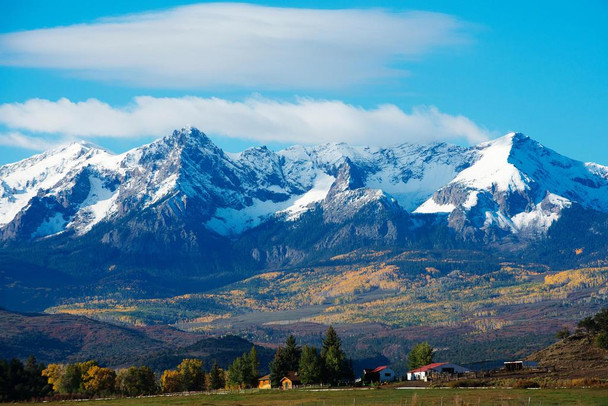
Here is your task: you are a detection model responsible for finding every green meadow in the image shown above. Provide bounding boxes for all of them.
[29,387,608,406]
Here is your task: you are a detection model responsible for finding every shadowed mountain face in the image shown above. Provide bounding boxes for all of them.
[2,128,608,310]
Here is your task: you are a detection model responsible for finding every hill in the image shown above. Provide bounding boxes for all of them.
[528,333,608,379]
[45,250,608,370]
[0,309,272,373]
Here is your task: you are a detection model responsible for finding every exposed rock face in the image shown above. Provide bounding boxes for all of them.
[416,132,608,241]
[0,128,608,266]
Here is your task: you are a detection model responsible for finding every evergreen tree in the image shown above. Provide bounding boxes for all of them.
[320,326,351,385]
[407,342,434,370]
[209,360,224,390]
[578,316,598,334]
[596,332,608,350]
[283,335,301,372]
[248,346,259,387]
[298,345,321,385]
[269,347,289,387]
[555,327,570,340]
[0,356,51,401]
[594,308,608,332]
[23,356,51,399]
[228,357,246,388]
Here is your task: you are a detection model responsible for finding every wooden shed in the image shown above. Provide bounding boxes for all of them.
[280,371,301,390]
[258,374,271,389]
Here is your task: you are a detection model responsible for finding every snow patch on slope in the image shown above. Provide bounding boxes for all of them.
[414,199,455,214]
[368,160,460,211]
[453,133,527,192]
[282,172,335,220]
[69,176,119,235]
[511,194,571,233]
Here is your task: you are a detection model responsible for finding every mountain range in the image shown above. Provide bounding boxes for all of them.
[2,128,608,310]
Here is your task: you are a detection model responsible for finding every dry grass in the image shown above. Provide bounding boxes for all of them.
[20,387,608,406]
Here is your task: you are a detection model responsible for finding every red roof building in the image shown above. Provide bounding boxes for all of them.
[362,365,395,383]
[407,362,470,382]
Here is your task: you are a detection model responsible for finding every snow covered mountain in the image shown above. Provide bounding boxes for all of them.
[5,127,608,310]
[416,132,608,240]
[1,128,607,247]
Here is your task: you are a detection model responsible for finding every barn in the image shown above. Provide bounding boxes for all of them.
[407,362,470,381]
[362,365,396,383]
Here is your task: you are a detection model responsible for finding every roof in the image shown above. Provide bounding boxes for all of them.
[363,365,390,374]
[408,362,448,373]
[280,371,301,383]
[258,374,271,381]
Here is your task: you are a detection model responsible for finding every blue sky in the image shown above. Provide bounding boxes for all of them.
[0,1,606,165]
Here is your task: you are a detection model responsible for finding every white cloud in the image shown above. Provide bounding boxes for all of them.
[0,96,491,146]
[0,3,470,89]
[0,131,57,151]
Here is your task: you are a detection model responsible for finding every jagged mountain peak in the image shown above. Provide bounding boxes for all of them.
[416,132,608,238]
[2,129,607,245]
[144,126,217,155]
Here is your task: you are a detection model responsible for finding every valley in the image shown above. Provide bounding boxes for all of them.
[44,249,608,370]
[2,129,608,374]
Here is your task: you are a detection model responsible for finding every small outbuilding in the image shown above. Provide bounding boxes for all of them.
[258,374,271,389]
[407,362,470,382]
[280,371,301,390]
[504,361,538,371]
[362,366,396,383]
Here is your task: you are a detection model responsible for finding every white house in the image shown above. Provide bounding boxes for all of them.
[406,362,470,381]
[362,365,396,383]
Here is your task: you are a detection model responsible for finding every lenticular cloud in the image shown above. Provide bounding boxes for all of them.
[0,96,490,147]
[0,3,470,89]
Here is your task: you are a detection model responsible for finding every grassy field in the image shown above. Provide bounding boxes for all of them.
[27,387,608,406]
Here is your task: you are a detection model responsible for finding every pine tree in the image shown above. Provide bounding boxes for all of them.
[320,326,351,385]
[227,356,244,389]
[298,345,321,385]
[283,335,301,372]
[240,351,253,388]
[248,346,259,387]
[209,361,224,390]
[269,347,289,387]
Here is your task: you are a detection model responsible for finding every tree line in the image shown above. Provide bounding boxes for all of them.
[0,325,359,401]
[270,326,353,386]
[225,326,354,388]
[576,308,608,349]
[0,356,51,401]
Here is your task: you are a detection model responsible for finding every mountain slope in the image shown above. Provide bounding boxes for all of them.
[416,132,608,240]
[0,128,476,242]
[2,129,608,310]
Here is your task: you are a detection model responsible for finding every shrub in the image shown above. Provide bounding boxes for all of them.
[595,331,608,349]
[555,327,570,339]
[447,379,487,388]
[512,379,539,389]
